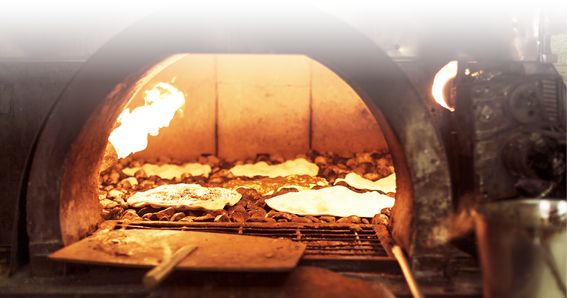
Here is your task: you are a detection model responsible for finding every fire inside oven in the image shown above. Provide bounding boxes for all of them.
[56,54,399,268]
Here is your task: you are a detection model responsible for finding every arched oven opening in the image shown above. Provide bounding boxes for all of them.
[63,53,397,260]
[26,5,452,281]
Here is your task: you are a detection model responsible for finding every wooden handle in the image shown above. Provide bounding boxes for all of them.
[143,245,197,289]
[392,245,424,298]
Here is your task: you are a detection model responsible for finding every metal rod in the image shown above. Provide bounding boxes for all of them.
[374,225,395,258]
[143,245,198,289]
[391,245,424,298]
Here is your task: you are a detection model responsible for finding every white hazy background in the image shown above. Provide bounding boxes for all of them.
[0,0,565,60]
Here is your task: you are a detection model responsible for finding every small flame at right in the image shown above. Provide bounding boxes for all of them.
[432,60,458,112]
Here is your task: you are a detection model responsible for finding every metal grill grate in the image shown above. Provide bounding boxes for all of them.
[112,221,389,260]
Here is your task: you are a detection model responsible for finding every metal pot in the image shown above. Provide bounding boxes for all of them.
[474,199,567,298]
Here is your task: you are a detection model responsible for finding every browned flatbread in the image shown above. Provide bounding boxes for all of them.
[223,175,328,195]
[126,184,241,210]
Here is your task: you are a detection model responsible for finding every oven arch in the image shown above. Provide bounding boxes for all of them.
[26,5,452,275]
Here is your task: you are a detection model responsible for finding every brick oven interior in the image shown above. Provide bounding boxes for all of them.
[88,53,399,271]
[62,55,393,249]
[96,54,394,228]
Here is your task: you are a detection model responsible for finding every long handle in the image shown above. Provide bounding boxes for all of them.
[392,245,424,298]
[143,245,198,289]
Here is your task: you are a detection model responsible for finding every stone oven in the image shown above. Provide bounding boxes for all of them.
[27,2,452,281]
[2,2,565,297]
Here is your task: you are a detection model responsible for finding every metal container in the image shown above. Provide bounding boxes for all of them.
[475,199,567,298]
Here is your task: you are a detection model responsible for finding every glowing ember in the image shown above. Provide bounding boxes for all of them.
[122,163,212,179]
[108,83,185,159]
[432,60,458,112]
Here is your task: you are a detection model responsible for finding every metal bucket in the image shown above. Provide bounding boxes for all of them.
[474,199,567,298]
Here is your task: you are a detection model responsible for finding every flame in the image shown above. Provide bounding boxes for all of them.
[432,60,458,112]
[108,82,185,159]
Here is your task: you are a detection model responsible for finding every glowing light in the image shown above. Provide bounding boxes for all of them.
[108,82,185,159]
[432,60,458,112]
[557,200,567,216]
[538,200,551,220]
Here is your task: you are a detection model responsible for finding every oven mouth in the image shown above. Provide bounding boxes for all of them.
[55,53,401,270]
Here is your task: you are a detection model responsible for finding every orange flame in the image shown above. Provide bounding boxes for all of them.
[432,60,458,112]
[108,82,185,159]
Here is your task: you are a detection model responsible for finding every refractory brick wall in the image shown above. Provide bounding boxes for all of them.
[127,54,387,161]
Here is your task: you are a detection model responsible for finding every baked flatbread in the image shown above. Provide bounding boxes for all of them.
[223,175,328,195]
[265,186,395,218]
[127,183,241,210]
[229,158,319,178]
[335,173,396,193]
